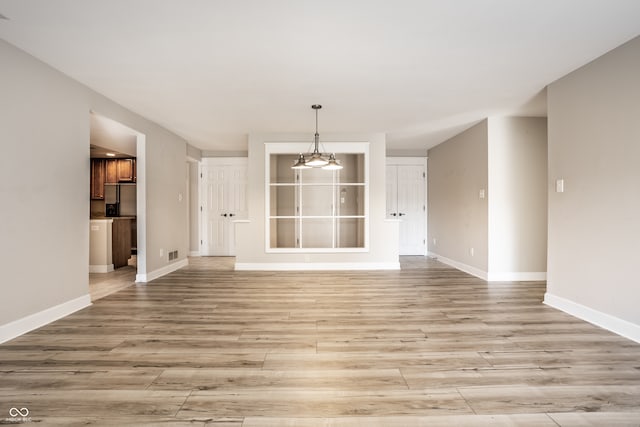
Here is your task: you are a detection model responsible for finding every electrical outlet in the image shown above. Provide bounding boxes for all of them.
[470,247,475,257]
[433,238,437,246]
[159,248,164,258]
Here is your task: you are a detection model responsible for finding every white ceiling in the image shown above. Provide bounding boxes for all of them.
[90,113,138,157]
[1,0,640,153]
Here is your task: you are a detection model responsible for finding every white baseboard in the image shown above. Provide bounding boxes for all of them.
[0,294,92,344]
[189,251,201,257]
[234,262,401,271]
[136,258,189,283]
[428,252,488,280]
[428,252,546,282]
[487,272,547,281]
[544,292,640,343]
[89,264,114,273]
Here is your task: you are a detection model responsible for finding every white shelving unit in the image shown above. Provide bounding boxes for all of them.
[265,143,369,252]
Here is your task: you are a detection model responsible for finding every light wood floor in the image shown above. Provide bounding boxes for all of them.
[2,256,640,426]
[89,255,137,302]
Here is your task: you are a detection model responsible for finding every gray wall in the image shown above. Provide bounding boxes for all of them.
[428,117,548,279]
[0,39,189,327]
[427,120,489,272]
[488,117,548,276]
[547,36,640,326]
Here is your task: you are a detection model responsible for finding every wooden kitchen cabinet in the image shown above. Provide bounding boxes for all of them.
[91,158,136,199]
[90,159,106,199]
[112,217,132,268]
[105,159,118,184]
[117,158,135,182]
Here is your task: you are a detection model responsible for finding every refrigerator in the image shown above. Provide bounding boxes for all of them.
[104,184,136,217]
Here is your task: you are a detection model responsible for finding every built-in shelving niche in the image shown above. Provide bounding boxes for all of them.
[265,142,369,252]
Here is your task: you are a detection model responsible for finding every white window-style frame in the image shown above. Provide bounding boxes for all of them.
[265,142,369,253]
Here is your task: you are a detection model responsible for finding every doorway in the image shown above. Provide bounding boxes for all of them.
[88,112,145,300]
[386,157,427,255]
[200,157,248,256]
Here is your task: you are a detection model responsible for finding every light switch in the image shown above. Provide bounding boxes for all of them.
[556,179,564,193]
[479,189,485,199]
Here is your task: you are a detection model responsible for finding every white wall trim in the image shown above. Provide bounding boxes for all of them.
[0,294,92,344]
[487,272,547,281]
[188,251,201,257]
[89,264,114,273]
[136,258,189,283]
[544,292,640,344]
[235,262,400,271]
[429,253,546,282]
[428,252,488,280]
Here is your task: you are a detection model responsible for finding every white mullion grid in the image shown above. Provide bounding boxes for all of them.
[297,170,302,248]
[298,183,335,186]
[265,143,370,252]
[333,170,340,249]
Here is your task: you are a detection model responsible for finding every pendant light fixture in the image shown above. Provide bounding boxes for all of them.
[292,105,343,170]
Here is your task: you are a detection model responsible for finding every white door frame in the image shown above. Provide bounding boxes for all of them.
[186,158,200,257]
[89,111,147,281]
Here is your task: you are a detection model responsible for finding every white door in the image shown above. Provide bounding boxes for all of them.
[386,166,398,219]
[225,164,248,254]
[387,161,426,255]
[201,160,247,256]
[396,165,425,255]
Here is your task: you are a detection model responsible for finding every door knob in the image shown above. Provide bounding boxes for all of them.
[221,213,227,217]
[229,213,235,217]
[398,213,406,216]
[390,213,397,217]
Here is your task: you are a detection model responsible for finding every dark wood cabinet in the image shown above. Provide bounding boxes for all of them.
[112,218,132,268]
[91,158,136,199]
[90,159,106,199]
[117,158,135,182]
[105,159,118,184]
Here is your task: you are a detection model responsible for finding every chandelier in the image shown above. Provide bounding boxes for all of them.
[292,105,343,170]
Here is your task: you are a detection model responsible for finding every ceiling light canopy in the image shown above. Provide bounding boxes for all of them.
[292,105,342,171]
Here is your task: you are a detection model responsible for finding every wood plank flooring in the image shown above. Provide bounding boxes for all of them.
[1,256,640,426]
[88,255,137,301]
